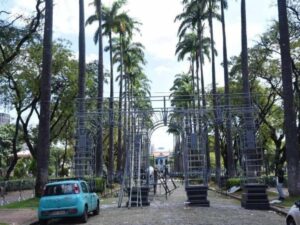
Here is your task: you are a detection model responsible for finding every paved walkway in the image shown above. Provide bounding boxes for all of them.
[0,208,37,225]
[0,184,289,225]
[42,183,285,225]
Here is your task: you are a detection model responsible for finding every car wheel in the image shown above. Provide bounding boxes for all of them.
[39,219,48,225]
[80,205,88,223]
[93,201,100,215]
[287,218,296,225]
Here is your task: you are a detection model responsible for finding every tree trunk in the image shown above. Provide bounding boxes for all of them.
[5,115,21,180]
[198,27,210,175]
[277,0,300,196]
[60,138,68,176]
[35,0,53,197]
[95,0,104,177]
[108,31,115,185]
[208,0,221,184]
[117,34,124,175]
[75,0,86,177]
[221,0,234,177]
[241,0,258,182]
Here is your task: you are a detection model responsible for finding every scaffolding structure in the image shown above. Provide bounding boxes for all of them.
[74,93,267,208]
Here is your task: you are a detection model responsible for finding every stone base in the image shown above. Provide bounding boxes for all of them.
[241,184,270,210]
[185,185,210,207]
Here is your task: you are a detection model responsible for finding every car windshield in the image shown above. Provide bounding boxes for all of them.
[44,183,75,196]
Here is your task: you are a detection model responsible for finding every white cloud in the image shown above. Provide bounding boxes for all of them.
[8,0,278,93]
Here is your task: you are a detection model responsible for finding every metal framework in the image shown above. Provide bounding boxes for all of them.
[74,93,266,207]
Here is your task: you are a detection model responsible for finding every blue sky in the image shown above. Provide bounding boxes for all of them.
[5,0,278,150]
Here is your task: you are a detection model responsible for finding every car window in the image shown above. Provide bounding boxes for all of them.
[81,182,88,193]
[44,183,74,196]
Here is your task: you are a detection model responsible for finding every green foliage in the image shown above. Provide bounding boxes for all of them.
[0,179,35,192]
[94,177,106,193]
[0,198,39,209]
[226,178,241,189]
[13,158,32,178]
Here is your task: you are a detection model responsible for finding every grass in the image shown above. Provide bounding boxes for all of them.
[280,196,300,207]
[100,196,118,205]
[267,191,278,198]
[0,198,39,209]
[267,191,300,208]
[0,223,9,225]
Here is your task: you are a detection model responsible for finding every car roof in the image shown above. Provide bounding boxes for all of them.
[46,180,85,186]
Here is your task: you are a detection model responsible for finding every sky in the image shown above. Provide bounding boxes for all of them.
[4,0,279,151]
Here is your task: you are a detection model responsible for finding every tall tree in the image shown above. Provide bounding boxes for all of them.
[75,0,87,177]
[103,0,126,184]
[277,0,300,196]
[240,0,259,183]
[220,0,234,177]
[35,0,53,197]
[95,0,104,177]
[208,0,221,184]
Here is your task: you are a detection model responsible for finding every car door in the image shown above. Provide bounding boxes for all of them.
[80,182,92,211]
[86,182,97,210]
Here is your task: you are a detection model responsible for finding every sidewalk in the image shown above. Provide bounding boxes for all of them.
[211,187,290,216]
[0,208,37,225]
[0,190,37,225]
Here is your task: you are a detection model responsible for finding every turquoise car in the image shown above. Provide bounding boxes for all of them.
[38,180,100,224]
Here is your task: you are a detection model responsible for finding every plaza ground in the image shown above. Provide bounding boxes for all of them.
[0,182,287,225]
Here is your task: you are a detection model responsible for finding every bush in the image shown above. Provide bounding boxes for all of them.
[93,177,106,193]
[226,178,241,189]
[0,179,35,192]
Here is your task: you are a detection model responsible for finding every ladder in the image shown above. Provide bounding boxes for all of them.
[128,134,142,207]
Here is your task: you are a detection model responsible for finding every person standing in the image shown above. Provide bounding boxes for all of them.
[153,167,158,195]
[276,166,285,201]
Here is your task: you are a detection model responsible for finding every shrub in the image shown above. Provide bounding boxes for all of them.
[0,179,35,192]
[93,177,106,193]
[226,178,241,189]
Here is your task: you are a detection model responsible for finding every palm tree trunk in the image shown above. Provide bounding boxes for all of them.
[75,0,86,178]
[95,0,104,177]
[122,74,128,171]
[241,0,258,182]
[277,0,300,196]
[117,34,124,175]
[35,0,53,197]
[191,58,197,133]
[208,0,221,184]
[199,28,210,175]
[221,0,234,177]
[108,31,115,185]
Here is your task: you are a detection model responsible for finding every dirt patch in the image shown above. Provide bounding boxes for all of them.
[0,208,37,225]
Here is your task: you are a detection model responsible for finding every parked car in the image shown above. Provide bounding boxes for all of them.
[38,179,100,224]
[286,200,300,225]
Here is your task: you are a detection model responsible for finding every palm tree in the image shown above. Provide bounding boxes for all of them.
[75,0,87,178]
[277,0,300,196]
[35,0,53,197]
[87,0,127,183]
[220,0,234,177]
[207,0,222,185]
[176,0,212,172]
[170,73,194,110]
[114,14,139,176]
[240,0,259,184]
[95,0,104,177]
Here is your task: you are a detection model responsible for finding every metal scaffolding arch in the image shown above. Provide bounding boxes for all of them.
[74,93,269,209]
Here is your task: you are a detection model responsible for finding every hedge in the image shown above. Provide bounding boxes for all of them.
[0,179,35,192]
[226,178,241,189]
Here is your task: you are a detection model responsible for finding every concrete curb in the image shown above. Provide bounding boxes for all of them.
[209,187,288,217]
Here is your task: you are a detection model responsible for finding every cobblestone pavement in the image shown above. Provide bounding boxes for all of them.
[46,183,285,225]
